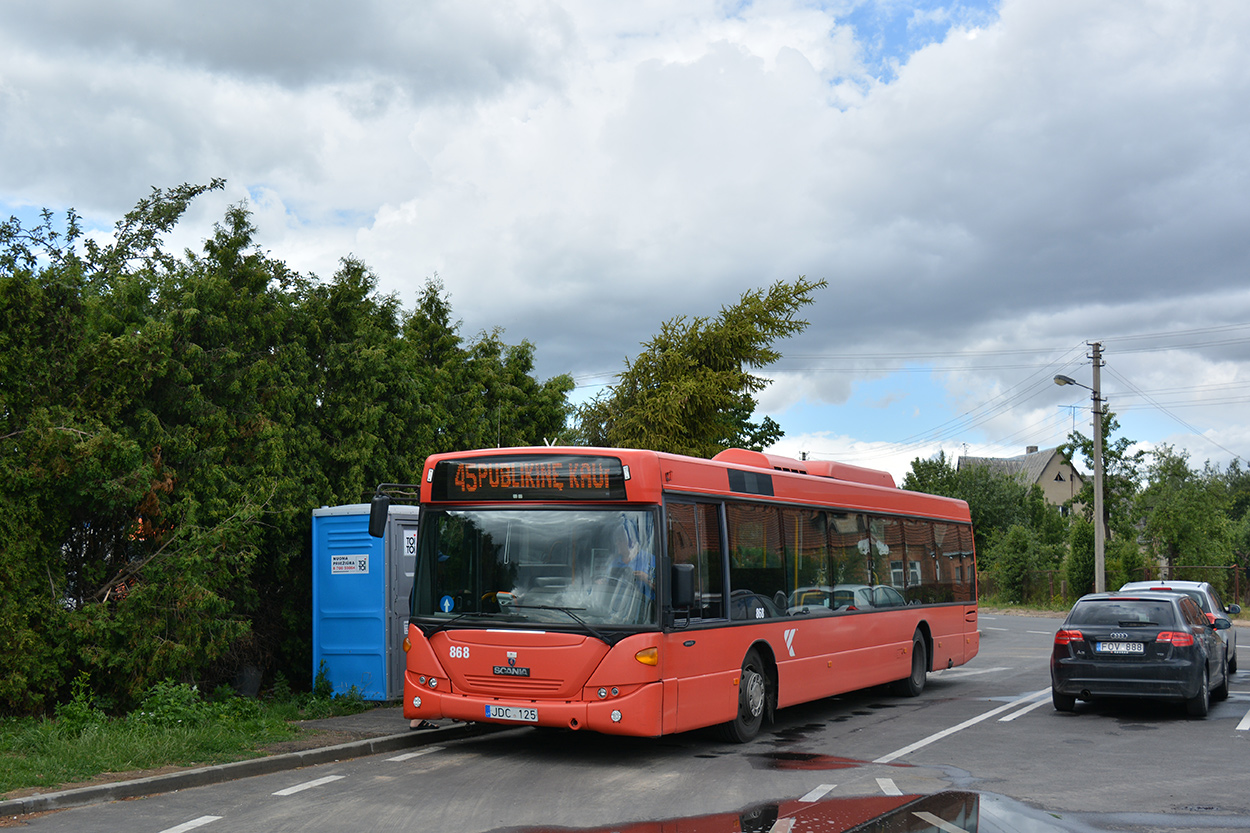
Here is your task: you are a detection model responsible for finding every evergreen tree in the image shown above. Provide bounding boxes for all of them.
[0,185,575,712]
[574,277,825,456]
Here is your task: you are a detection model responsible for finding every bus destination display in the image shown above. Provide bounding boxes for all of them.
[431,454,628,501]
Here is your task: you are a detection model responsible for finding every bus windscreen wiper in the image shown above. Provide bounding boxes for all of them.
[424,610,527,637]
[510,604,609,644]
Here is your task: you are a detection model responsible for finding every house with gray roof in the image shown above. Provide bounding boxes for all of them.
[957,446,1085,512]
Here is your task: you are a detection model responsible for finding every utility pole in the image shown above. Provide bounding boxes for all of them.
[1053,342,1107,593]
[1090,342,1105,593]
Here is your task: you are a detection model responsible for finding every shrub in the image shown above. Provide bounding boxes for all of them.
[52,673,106,735]
[135,680,208,726]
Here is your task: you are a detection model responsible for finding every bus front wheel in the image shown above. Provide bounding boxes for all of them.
[719,648,767,743]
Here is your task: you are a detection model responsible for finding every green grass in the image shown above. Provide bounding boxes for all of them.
[0,679,369,797]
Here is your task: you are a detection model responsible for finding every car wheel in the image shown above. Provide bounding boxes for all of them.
[1229,649,1237,675]
[718,648,768,742]
[1186,667,1210,717]
[1052,688,1076,712]
[1213,658,1230,701]
[892,632,928,697]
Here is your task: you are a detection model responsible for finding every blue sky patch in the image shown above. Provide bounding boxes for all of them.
[841,0,1000,81]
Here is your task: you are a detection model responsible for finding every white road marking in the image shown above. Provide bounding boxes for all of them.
[387,746,444,761]
[873,689,1050,764]
[932,666,1007,678]
[984,627,1008,631]
[999,696,1052,722]
[159,817,222,833]
[272,775,345,796]
[1027,630,1053,635]
[799,784,836,802]
[876,777,902,796]
[1236,707,1250,731]
[913,811,971,833]
[769,818,796,833]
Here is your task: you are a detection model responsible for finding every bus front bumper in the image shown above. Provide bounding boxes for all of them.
[403,676,664,737]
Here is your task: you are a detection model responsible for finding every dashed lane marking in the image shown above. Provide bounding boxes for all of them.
[158,817,222,833]
[913,811,971,833]
[876,778,902,796]
[798,784,836,802]
[388,746,445,761]
[272,775,345,796]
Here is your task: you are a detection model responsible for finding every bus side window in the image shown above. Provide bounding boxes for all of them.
[826,512,861,590]
[866,516,897,588]
[726,503,784,620]
[781,507,828,613]
[902,519,933,603]
[931,523,959,604]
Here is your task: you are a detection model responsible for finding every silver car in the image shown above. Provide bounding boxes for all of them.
[1119,580,1241,672]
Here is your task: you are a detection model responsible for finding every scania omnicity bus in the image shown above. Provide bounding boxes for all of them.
[367,446,978,741]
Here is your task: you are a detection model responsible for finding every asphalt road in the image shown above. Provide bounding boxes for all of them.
[13,613,1250,833]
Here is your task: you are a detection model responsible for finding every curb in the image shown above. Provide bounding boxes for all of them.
[0,722,491,818]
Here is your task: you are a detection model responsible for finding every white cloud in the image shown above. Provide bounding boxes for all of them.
[4,0,1250,469]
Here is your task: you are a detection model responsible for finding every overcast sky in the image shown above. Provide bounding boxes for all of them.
[4,0,1249,482]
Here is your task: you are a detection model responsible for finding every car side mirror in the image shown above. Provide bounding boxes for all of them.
[1213,617,1232,631]
[1229,603,1242,615]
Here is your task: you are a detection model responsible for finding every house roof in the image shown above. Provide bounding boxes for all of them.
[957,446,1083,487]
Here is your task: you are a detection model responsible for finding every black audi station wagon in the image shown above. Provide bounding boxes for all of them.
[1051,591,1230,717]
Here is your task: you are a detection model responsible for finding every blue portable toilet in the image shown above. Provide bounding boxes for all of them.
[311,503,419,700]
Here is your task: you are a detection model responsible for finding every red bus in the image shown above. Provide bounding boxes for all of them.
[368,446,978,741]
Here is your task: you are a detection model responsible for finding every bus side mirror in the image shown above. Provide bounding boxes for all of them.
[671,563,695,609]
[368,493,391,538]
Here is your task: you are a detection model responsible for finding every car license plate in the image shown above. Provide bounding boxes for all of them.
[485,704,538,722]
[1096,641,1143,654]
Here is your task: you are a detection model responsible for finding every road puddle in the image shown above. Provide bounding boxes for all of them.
[747,750,877,771]
[493,790,1106,833]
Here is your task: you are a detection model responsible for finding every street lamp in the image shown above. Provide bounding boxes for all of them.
[1054,342,1105,593]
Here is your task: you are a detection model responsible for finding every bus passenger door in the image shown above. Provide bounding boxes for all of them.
[664,501,736,733]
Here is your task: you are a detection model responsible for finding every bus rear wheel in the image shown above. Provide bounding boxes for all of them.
[719,648,767,743]
[892,632,927,697]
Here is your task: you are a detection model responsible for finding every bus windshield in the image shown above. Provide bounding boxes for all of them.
[413,508,658,628]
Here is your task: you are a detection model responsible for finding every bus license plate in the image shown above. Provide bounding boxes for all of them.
[486,704,538,722]
[1096,641,1143,654]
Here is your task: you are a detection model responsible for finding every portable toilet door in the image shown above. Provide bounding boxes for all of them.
[311,503,418,700]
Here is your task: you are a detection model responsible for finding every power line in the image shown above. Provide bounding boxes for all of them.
[1104,366,1245,462]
